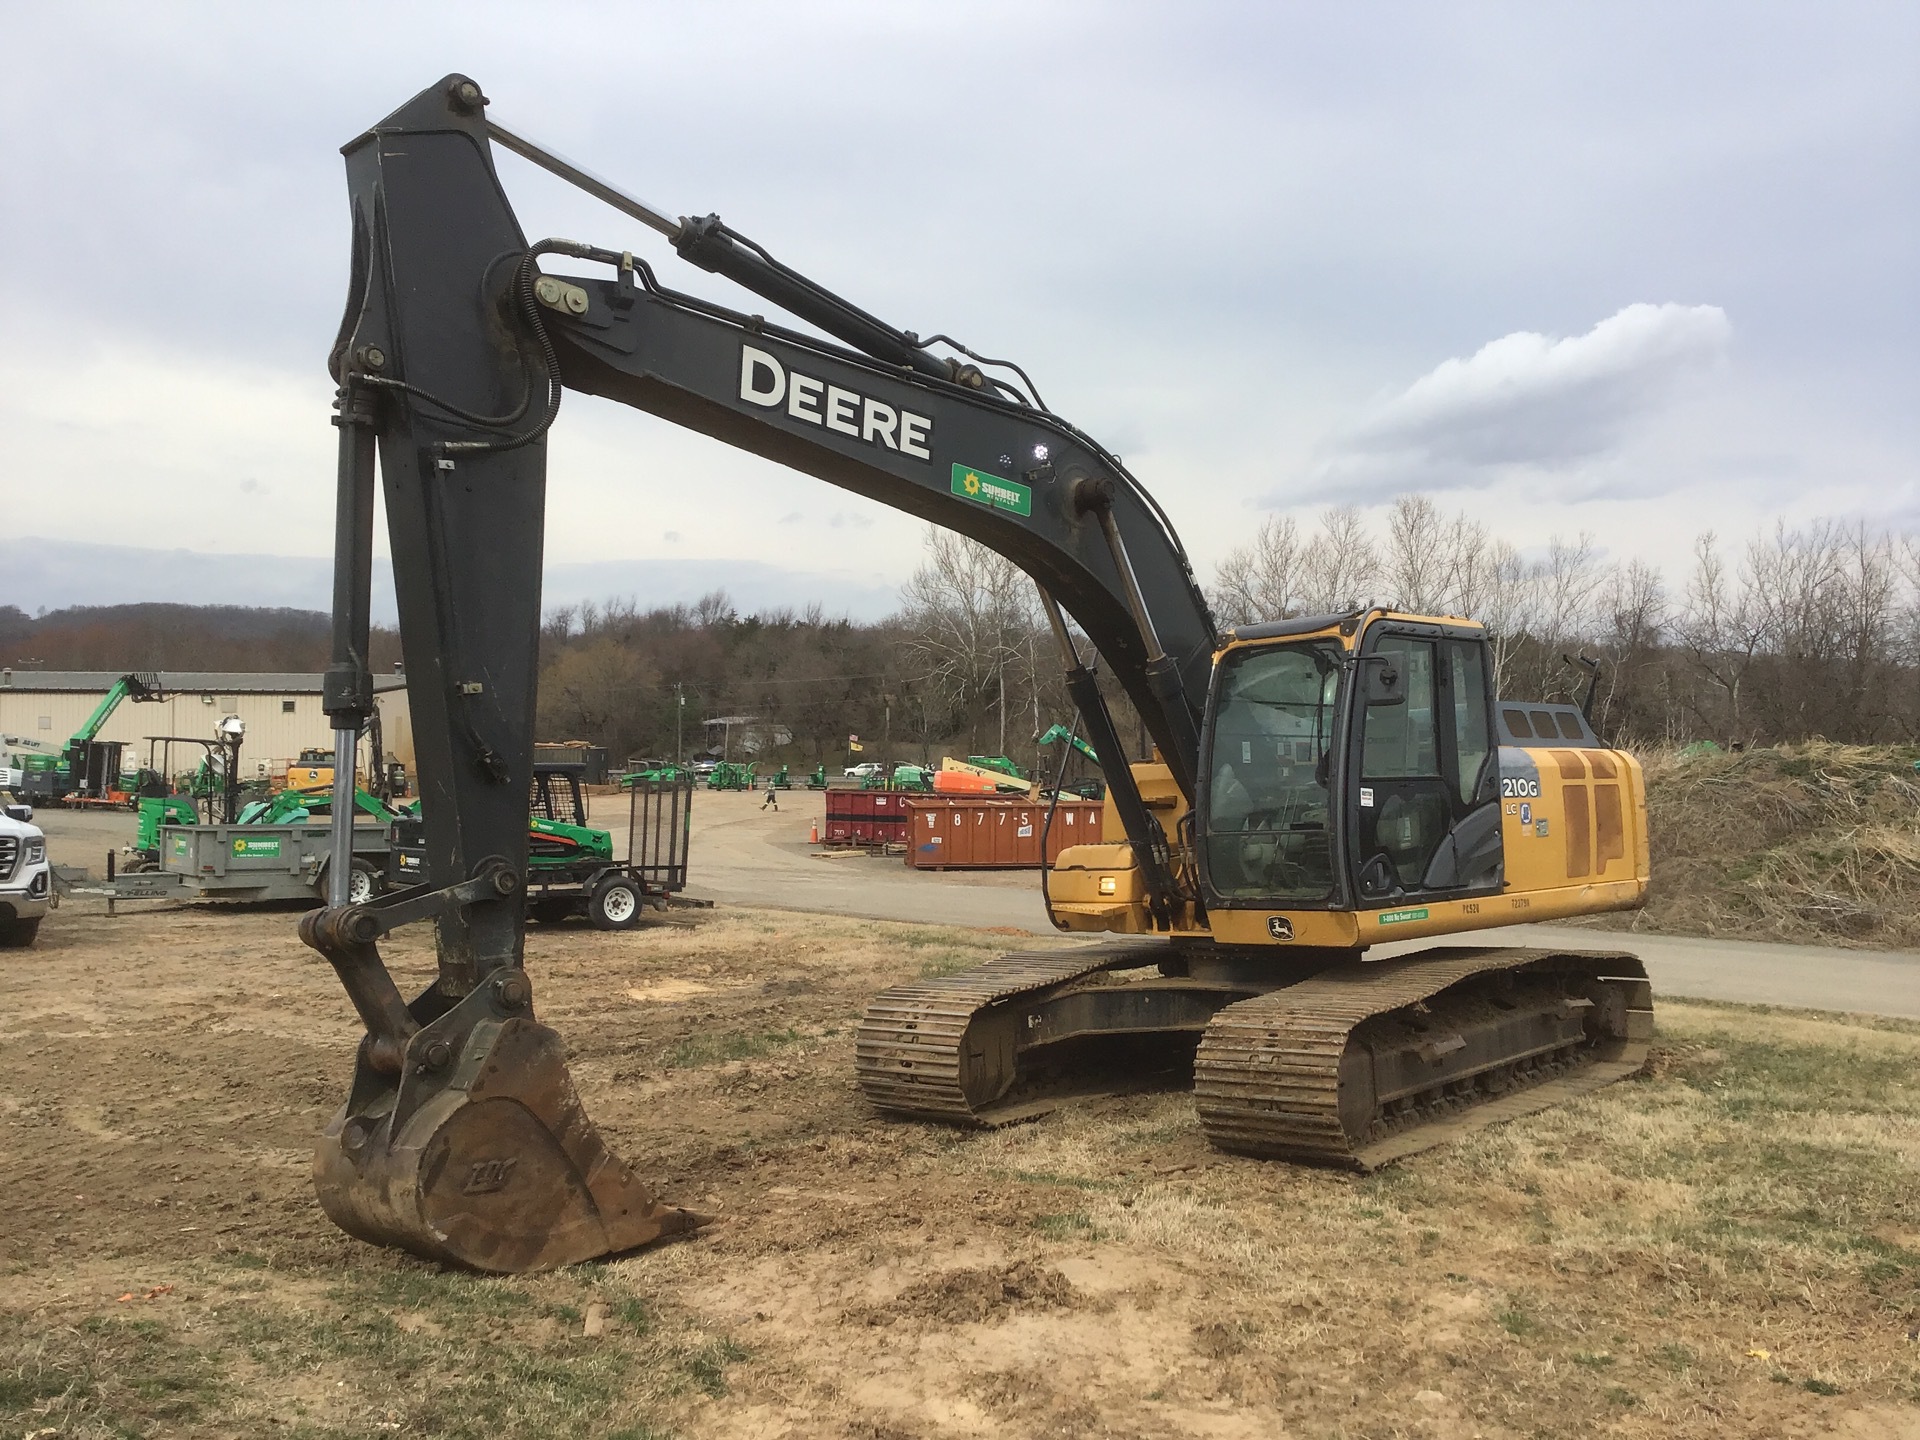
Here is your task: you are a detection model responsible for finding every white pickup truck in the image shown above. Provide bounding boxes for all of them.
[0,799,51,947]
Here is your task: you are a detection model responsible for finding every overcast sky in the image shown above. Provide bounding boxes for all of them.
[2,2,1914,620]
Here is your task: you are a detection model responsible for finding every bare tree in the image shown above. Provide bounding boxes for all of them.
[1593,558,1670,741]
[1467,538,1532,695]
[898,530,1042,756]
[1833,522,1899,739]
[1298,505,1379,612]
[1891,533,1920,735]
[694,590,735,628]
[1380,495,1451,613]
[1501,534,1605,701]
[1211,515,1304,625]
[1677,532,1765,741]
[537,637,658,756]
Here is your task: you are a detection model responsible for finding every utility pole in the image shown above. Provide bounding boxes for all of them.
[883,693,893,767]
[675,683,685,766]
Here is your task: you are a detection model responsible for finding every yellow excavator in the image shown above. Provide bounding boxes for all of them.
[858,619,1650,1167]
[301,75,1650,1272]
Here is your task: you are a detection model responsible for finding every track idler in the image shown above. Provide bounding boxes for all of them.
[302,885,705,1273]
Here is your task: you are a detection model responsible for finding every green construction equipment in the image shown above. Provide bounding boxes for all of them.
[965,754,1028,781]
[620,762,692,787]
[391,762,690,929]
[706,760,756,791]
[1035,723,1105,800]
[888,763,934,791]
[125,721,249,869]
[19,673,169,804]
[859,762,932,791]
[132,795,199,859]
[237,786,400,827]
[1036,723,1098,765]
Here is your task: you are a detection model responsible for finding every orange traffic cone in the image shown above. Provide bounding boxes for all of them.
[809,821,819,844]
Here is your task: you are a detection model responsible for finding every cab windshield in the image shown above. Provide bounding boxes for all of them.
[1204,641,1342,903]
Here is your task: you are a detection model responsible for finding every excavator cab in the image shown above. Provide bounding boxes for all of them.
[1199,616,1505,914]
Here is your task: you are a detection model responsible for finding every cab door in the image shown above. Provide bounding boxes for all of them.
[1348,627,1503,902]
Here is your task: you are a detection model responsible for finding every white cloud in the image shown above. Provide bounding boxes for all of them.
[1318,303,1732,489]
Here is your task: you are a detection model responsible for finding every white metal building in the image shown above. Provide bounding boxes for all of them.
[0,668,412,784]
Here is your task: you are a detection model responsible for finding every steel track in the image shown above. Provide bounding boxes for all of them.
[1194,947,1652,1169]
[854,942,1167,1122]
[856,944,1652,1168]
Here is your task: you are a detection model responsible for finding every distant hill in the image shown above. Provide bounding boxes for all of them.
[0,603,401,673]
[2,536,903,623]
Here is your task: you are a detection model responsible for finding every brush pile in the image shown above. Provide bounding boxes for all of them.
[1613,741,1920,947]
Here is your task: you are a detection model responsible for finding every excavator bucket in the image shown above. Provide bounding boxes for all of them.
[305,912,705,1273]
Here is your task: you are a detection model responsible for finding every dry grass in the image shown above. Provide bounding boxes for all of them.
[944,997,1920,1431]
[5,906,1918,1437]
[1598,741,1920,947]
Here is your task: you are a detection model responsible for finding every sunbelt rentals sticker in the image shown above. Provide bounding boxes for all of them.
[232,835,282,858]
[951,463,1032,517]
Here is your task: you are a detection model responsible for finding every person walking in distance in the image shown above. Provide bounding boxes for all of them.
[761,775,779,812]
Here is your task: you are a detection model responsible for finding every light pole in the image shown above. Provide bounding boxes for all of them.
[675,683,685,766]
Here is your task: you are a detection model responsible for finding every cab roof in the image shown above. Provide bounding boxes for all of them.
[1221,607,1486,648]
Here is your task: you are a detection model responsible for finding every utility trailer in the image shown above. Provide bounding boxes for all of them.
[387,768,693,929]
[65,819,393,905]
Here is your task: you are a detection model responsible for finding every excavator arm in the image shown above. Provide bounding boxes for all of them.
[304,74,1216,1271]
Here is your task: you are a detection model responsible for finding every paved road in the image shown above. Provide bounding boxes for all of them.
[658,789,1920,1021]
[34,789,1920,1019]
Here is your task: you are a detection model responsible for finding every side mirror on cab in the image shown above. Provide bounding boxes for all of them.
[5,803,32,823]
[1363,656,1405,707]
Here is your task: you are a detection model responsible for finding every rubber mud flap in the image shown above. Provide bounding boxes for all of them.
[315,1006,705,1273]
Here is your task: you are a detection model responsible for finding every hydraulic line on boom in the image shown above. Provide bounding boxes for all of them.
[303,75,1653,1274]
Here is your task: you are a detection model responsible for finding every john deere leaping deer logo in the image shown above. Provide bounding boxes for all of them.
[1267,916,1293,940]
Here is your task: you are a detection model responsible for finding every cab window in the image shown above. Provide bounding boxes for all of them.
[1353,633,1503,898]
[1358,638,1448,887]
[1203,642,1341,903]
[1451,643,1491,805]
[1361,639,1436,777]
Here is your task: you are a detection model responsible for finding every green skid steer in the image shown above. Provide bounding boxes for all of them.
[389,762,683,929]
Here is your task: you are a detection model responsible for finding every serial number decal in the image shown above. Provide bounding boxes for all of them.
[1500,777,1541,798]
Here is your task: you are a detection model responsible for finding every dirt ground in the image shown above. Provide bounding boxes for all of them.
[4,902,1919,1439]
